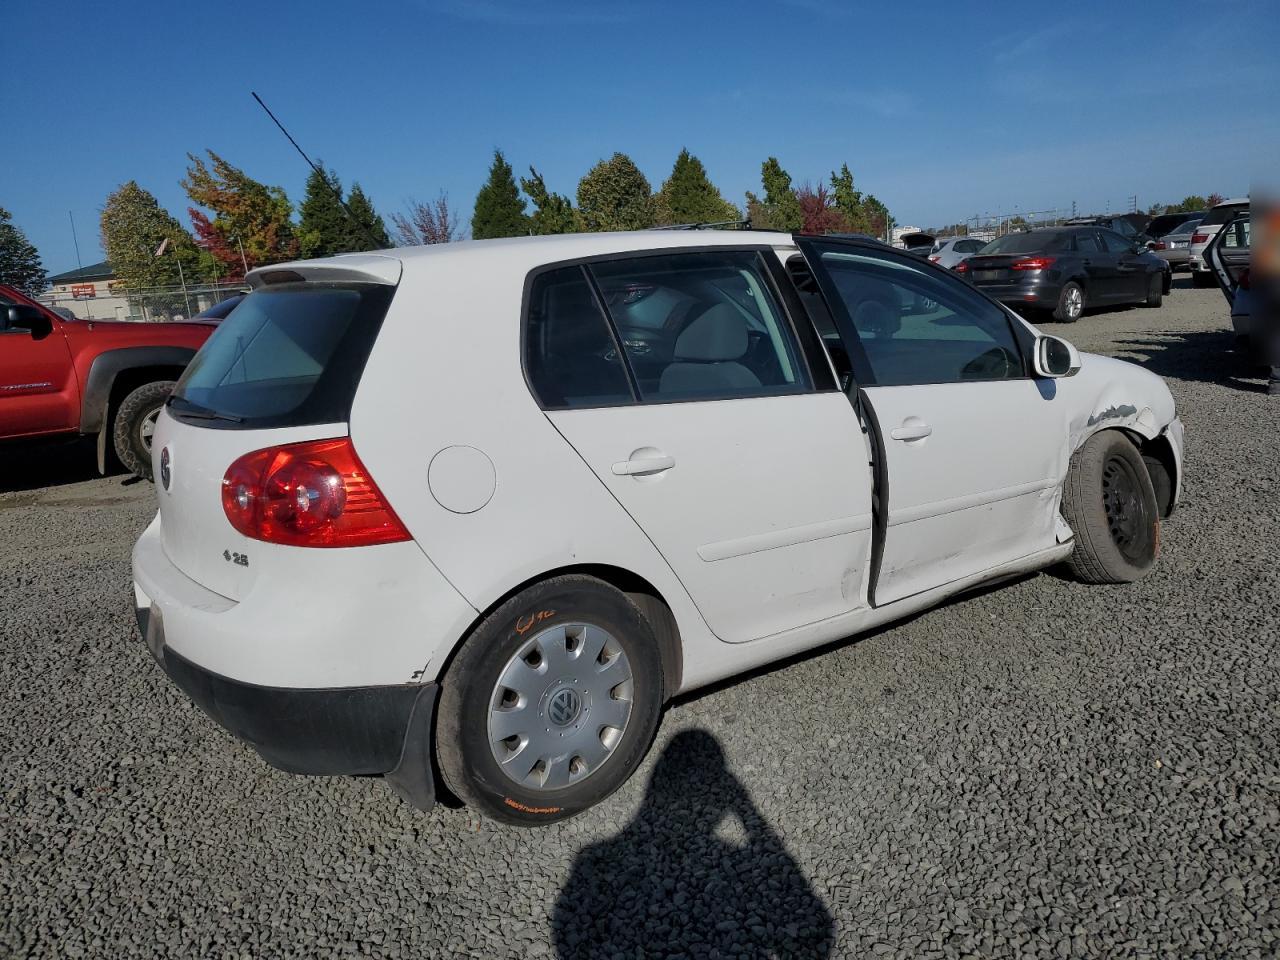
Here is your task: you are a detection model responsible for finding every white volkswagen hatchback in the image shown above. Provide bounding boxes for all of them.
[133,231,1184,824]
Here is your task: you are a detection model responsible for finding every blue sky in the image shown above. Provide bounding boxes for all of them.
[4,0,1277,274]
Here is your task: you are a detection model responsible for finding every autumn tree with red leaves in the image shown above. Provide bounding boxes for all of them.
[182,150,298,279]
[796,182,852,235]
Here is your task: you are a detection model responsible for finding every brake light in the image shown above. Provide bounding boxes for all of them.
[1192,232,1209,245]
[221,438,410,547]
[1151,241,1167,251]
[1012,257,1056,271]
[928,255,941,263]
[953,261,970,273]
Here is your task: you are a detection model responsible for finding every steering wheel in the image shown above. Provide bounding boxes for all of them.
[961,347,1016,380]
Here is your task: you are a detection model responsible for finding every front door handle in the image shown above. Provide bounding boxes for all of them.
[612,454,675,476]
[890,419,932,442]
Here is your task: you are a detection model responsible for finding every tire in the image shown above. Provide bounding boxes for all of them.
[1061,431,1160,584]
[1192,270,1215,288]
[112,380,175,481]
[1143,273,1163,307]
[1052,281,1085,323]
[436,575,665,825]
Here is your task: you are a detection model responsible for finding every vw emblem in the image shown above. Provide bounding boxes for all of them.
[159,447,171,491]
[547,688,581,727]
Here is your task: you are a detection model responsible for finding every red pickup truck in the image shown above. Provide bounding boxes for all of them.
[1,283,215,480]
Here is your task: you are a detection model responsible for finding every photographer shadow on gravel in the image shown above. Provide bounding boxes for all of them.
[553,729,835,959]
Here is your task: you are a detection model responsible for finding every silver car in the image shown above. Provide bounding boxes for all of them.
[1190,197,1249,286]
[927,236,987,269]
[1151,217,1203,271]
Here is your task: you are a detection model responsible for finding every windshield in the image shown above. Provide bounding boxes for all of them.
[170,284,393,429]
[979,233,1066,255]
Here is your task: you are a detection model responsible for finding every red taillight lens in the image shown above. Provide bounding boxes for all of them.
[953,261,970,273]
[1012,257,1056,271]
[928,255,941,263]
[1151,241,1167,251]
[1192,232,1209,245]
[221,438,410,547]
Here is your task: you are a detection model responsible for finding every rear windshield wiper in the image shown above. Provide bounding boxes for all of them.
[166,395,245,423]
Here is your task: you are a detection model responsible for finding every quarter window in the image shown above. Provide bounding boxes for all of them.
[524,267,634,409]
[815,247,1024,386]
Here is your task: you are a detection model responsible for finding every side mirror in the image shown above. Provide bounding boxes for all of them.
[1034,335,1080,378]
[6,304,53,339]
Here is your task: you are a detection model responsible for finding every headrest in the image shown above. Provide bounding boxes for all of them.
[854,299,900,339]
[674,304,748,361]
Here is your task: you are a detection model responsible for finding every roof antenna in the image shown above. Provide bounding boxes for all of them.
[250,91,383,252]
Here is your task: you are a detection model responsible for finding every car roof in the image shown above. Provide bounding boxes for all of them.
[249,230,798,288]
[1211,197,1249,209]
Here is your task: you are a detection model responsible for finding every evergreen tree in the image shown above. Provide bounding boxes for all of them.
[829,163,865,230]
[345,184,391,249]
[744,157,802,231]
[182,150,298,278]
[576,153,655,232]
[0,206,47,294]
[520,167,578,235]
[654,149,739,226]
[99,182,202,291]
[471,150,529,239]
[298,165,349,259]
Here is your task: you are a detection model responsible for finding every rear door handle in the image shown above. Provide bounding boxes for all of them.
[890,419,932,442]
[611,454,675,476]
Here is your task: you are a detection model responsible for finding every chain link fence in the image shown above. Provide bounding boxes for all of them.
[39,281,248,323]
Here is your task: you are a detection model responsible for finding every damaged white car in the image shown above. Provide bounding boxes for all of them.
[132,231,1184,825]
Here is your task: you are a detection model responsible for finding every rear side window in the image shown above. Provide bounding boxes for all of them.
[524,267,634,409]
[171,284,392,429]
[1075,232,1102,253]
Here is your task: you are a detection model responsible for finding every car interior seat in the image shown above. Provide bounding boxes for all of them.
[658,303,762,395]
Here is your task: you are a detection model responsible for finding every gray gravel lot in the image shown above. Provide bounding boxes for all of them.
[2,280,1277,959]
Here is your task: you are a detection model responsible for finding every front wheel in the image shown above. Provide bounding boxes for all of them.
[1144,273,1163,307]
[436,576,665,825]
[1060,431,1160,584]
[1053,281,1085,322]
[112,380,175,481]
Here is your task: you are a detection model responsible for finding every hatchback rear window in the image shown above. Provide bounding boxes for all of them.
[1202,203,1248,226]
[170,284,393,429]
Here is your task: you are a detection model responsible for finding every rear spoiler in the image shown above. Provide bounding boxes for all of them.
[246,253,402,289]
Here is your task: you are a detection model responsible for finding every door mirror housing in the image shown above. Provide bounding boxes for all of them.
[5,304,54,339]
[1034,335,1080,378]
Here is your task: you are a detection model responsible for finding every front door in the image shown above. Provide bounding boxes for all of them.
[0,299,76,437]
[526,249,875,644]
[797,239,1068,606]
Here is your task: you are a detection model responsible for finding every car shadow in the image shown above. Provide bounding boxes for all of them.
[552,729,835,959]
[0,438,132,493]
[1110,329,1268,393]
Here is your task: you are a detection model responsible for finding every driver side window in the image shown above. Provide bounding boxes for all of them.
[817,249,1025,386]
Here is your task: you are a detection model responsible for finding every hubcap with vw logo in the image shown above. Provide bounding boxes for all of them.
[487,621,634,791]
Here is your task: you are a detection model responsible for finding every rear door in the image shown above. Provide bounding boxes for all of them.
[1205,212,1251,308]
[797,239,1066,606]
[1100,229,1147,300]
[535,248,875,644]
[0,295,77,436]
[1074,230,1117,300]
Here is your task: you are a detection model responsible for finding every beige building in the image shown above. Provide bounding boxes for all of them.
[39,261,136,321]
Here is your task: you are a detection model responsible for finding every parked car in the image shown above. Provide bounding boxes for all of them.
[1203,207,1278,395]
[0,284,215,479]
[1064,214,1152,244]
[956,227,1170,322]
[928,236,987,269]
[133,232,1184,825]
[193,293,246,320]
[1190,197,1250,287]
[898,231,936,256]
[1145,211,1206,241]
[1150,217,1204,271]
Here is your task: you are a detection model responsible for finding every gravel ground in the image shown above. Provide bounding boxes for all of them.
[1,279,1277,959]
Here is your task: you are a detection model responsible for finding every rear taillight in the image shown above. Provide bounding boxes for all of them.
[1151,241,1167,251]
[953,261,970,273]
[1012,257,1056,271]
[1192,232,1209,245]
[222,438,410,547]
[928,255,941,263]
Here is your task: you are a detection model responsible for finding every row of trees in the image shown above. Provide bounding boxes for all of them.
[461,149,892,240]
[1147,194,1225,216]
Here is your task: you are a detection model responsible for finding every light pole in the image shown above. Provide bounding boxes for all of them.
[233,235,248,277]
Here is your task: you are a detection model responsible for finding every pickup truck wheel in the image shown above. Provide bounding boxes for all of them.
[112,381,175,481]
[436,575,664,825]
[1061,431,1159,584]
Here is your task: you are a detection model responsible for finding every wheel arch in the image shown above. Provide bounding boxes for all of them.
[1069,423,1178,519]
[439,563,684,702]
[81,347,195,470]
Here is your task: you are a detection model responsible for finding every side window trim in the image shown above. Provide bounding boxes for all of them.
[579,264,642,403]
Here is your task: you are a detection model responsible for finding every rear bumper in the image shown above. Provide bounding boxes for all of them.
[138,605,438,807]
[972,276,1061,307]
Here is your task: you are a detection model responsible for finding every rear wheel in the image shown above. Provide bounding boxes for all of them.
[1144,273,1163,307]
[1061,431,1159,584]
[436,576,665,825]
[1053,281,1085,323]
[112,380,174,481]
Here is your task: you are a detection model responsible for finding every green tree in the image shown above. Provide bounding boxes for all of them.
[1174,195,1208,213]
[520,167,578,235]
[298,165,349,259]
[471,150,529,239]
[829,163,864,227]
[345,184,391,249]
[745,157,802,231]
[99,182,202,292]
[182,150,298,278]
[654,149,739,225]
[577,153,655,232]
[0,206,47,294]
